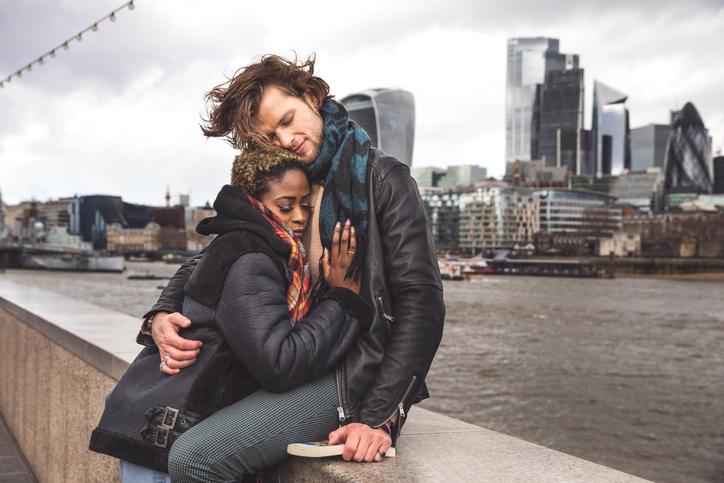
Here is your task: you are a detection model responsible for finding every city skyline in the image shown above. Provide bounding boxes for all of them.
[1,0,723,206]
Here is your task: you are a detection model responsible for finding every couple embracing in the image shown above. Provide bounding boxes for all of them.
[90,53,445,483]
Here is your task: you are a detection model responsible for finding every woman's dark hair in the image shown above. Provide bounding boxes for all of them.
[202,52,334,150]
[231,144,307,200]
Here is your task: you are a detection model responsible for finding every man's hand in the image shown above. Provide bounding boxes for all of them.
[152,312,202,375]
[328,423,392,462]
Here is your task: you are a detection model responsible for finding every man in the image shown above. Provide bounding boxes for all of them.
[141,53,444,481]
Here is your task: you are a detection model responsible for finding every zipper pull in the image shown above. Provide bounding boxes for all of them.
[376,296,395,322]
[337,407,346,423]
[398,402,406,419]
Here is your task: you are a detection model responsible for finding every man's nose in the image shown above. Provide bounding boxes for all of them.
[275,129,294,149]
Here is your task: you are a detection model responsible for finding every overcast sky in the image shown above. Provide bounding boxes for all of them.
[1,0,723,206]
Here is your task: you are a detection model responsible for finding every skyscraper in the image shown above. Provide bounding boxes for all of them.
[534,68,585,164]
[663,102,712,195]
[340,89,415,167]
[630,124,670,171]
[714,156,724,194]
[592,80,631,175]
[506,37,579,162]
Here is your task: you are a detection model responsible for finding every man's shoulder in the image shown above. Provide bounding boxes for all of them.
[368,148,409,180]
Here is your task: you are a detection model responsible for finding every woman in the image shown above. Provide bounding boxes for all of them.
[90,145,371,482]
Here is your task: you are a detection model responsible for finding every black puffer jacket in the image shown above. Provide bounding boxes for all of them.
[141,149,445,442]
[91,186,371,472]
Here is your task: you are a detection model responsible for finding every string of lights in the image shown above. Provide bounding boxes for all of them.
[0,1,136,89]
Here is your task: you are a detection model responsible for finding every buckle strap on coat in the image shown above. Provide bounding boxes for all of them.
[140,406,202,448]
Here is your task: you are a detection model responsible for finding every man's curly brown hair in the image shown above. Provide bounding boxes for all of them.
[201,53,334,150]
[231,144,308,200]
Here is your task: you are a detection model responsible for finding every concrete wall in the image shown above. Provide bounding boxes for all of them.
[0,279,651,483]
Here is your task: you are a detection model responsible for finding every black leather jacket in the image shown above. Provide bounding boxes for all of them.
[142,149,445,442]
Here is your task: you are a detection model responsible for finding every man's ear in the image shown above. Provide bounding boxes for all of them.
[304,90,320,109]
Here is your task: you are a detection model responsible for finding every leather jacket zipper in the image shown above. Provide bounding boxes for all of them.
[376,375,417,440]
[376,296,394,333]
[336,366,346,426]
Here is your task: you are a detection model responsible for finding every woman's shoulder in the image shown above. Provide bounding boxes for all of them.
[185,232,289,308]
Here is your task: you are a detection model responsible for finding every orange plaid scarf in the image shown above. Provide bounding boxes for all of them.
[247,195,311,324]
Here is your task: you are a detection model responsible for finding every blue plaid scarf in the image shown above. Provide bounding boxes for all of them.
[305,101,370,283]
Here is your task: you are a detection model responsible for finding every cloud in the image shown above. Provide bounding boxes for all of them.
[1,0,722,205]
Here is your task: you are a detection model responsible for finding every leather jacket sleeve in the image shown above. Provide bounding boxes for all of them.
[136,250,204,346]
[215,252,372,393]
[144,249,205,319]
[356,164,445,426]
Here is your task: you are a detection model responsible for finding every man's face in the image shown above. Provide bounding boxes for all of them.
[253,86,324,164]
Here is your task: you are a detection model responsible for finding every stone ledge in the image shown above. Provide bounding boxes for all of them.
[0,279,652,483]
[274,407,650,482]
[0,280,136,380]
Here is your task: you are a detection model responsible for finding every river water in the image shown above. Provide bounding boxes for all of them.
[2,263,723,483]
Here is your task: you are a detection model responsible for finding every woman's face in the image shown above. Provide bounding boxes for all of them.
[259,168,312,237]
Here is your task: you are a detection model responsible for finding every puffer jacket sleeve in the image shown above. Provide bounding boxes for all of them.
[356,164,445,427]
[215,251,372,393]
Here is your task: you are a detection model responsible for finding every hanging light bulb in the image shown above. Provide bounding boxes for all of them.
[16,71,22,78]
[38,57,44,65]
[92,23,98,32]
[110,12,116,21]
[50,50,56,58]
[76,33,82,41]
[0,82,4,88]
[128,1,135,10]
[63,42,69,50]
[26,65,32,72]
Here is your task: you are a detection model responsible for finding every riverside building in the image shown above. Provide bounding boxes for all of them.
[419,187,462,250]
[534,188,622,237]
[458,187,540,253]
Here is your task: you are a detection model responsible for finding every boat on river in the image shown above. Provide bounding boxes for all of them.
[438,255,495,280]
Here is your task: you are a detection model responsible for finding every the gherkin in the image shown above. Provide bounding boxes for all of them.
[663,102,712,194]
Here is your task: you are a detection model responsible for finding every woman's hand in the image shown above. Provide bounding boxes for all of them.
[323,219,362,294]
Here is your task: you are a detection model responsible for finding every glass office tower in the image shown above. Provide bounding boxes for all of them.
[592,80,631,175]
[714,156,724,194]
[663,102,712,194]
[340,89,415,167]
[535,68,584,164]
[630,124,670,171]
[506,37,578,162]
[557,128,594,175]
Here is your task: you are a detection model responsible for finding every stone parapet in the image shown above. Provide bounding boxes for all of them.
[0,280,651,482]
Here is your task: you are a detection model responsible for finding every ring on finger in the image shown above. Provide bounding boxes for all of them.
[159,361,167,371]
[163,355,171,363]
[347,251,355,254]
[377,448,386,458]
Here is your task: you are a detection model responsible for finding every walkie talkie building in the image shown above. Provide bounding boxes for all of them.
[340,89,415,167]
[663,102,712,194]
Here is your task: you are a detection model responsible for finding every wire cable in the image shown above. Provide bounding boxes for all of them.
[1,1,136,89]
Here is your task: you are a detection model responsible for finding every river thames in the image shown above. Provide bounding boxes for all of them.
[2,263,723,483]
